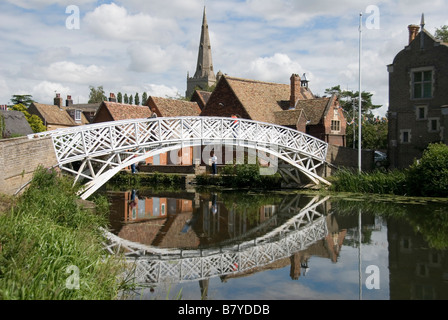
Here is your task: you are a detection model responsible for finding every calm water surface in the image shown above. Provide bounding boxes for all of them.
[105,188,448,300]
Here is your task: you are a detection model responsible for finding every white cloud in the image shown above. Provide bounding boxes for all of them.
[84,3,180,44]
[6,0,97,10]
[30,81,71,104]
[246,53,304,83]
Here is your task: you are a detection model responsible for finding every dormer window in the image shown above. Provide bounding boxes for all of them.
[75,110,81,122]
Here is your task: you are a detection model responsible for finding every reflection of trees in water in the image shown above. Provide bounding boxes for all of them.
[331,196,448,250]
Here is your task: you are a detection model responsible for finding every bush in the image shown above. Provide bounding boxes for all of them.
[407,142,448,197]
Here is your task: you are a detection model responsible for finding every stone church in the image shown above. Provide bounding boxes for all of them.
[186,7,220,98]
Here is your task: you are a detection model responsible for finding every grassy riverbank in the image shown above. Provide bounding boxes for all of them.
[328,143,448,198]
[0,167,129,300]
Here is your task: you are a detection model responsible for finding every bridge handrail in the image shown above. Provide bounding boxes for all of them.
[27,116,329,162]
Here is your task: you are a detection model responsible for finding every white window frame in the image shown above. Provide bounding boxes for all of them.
[75,109,82,121]
[330,120,341,132]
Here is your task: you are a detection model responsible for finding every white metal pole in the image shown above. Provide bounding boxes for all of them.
[358,12,363,173]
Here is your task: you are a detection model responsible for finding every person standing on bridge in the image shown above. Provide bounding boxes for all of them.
[210,151,217,175]
[231,114,239,138]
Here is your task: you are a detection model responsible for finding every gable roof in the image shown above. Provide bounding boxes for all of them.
[274,95,337,126]
[30,103,88,126]
[0,110,33,136]
[191,90,212,110]
[218,75,314,123]
[96,102,152,121]
[148,96,201,117]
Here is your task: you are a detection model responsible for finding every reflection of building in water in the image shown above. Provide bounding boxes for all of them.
[388,218,448,300]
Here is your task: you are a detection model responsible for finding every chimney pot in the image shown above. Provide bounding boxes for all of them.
[408,24,420,44]
[66,95,73,107]
[109,93,117,102]
[54,93,63,109]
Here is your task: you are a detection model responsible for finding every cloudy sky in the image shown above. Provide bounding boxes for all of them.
[1,0,447,116]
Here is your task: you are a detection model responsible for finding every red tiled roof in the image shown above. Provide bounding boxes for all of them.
[101,102,152,121]
[224,76,314,123]
[149,96,201,117]
[274,95,335,126]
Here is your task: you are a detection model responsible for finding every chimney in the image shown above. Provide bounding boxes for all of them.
[408,24,420,44]
[108,93,117,102]
[66,95,73,107]
[54,93,63,109]
[290,74,301,108]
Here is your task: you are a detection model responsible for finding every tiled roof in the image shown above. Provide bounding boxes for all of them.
[0,110,33,135]
[194,90,212,104]
[149,96,201,117]
[274,109,307,126]
[224,76,314,123]
[274,96,334,126]
[31,103,87,126]
[101,102,152,121]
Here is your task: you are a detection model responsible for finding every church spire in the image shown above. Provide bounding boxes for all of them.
[186,6,217,97]
[194,6,215,80]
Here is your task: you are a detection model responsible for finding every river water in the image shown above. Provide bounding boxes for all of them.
[104,187,448,300]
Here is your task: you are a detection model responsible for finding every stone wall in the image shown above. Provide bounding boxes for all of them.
[325,144,374,176]
[0,136,57,196]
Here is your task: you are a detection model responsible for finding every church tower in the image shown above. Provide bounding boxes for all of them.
[186,7,216,98]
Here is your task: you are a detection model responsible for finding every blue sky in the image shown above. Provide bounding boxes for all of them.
[1,0,447,116]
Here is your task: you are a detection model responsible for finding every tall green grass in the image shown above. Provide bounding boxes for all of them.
[328,168,409,195]
[0,167,129,300]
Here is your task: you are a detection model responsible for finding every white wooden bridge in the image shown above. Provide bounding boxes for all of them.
[101,194,330,285]
[28,116,330,199]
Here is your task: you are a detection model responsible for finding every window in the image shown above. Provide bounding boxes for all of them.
[400,129,411,143]
[75,110,81,121]
[331,120,341,132]
[428,118,440,132]
[412,69,433,99]
[416,105,427,120]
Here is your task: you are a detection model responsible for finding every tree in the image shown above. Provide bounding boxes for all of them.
[124,93,129,104]
[142,92,148,105]
[134,93,140,106]
[11,104,46,133]
[324,85,386,150]
[88,86,107,103]
[435,25,448,42]
[117,92,123,103]
[129,94,133,105]
[11,94,34,108]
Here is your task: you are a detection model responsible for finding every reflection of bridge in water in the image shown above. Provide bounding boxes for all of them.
[102,194,332,285]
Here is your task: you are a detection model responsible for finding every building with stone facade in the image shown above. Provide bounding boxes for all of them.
[186,7,219,98]
[387,15,448,168]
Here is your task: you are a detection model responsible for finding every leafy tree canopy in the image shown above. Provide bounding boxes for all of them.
[435,25,448,42]
[11,103,46,133]
[11,94,34,108]
[88,86,107,103]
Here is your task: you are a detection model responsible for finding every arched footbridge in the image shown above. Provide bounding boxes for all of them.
[28,116,330,199]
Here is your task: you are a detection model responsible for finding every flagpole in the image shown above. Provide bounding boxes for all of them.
[358,12,363,173]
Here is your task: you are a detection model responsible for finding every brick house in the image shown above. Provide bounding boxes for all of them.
[146,96,202,165]
[387,17,448,168]
[28,93,89,130]
[92,100,152,123]
[200,73,346,146]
